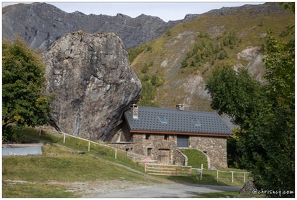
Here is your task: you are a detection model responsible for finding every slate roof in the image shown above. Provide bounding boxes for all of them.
[124,106,233,136]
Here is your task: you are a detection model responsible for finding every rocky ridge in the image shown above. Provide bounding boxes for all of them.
[205,2,288,16]
[4,3,284,52]
[2,2,179,51]
[42,31,142,140]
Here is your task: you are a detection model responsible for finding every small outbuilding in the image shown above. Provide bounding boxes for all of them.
[108,104,232,168]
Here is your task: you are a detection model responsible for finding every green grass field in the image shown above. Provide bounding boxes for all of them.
[3,127,252,197]
[2,128,154,197]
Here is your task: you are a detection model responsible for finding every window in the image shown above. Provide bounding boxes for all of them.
[158,116,167,123]
[145,134,150,140]
[177,135,189,148]
[147,148,152,156]
[164,135,169,140]
[192,119,201,127]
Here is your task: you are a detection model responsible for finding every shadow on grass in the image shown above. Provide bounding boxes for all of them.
[6,126,61,144]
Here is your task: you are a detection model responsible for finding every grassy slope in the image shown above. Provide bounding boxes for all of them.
[2,128,155,197]
[180,149,208,168]
[129,5,294,111]
[3,127,254,197]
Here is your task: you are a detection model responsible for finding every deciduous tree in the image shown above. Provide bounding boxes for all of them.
[205,26,294,197]
[2,37,53,141]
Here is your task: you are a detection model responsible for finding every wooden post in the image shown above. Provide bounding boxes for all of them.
[200,164,203,180]
[88,141,90,152]
[217,170,219,182]
[63,133,66,143]
[145,163,147,172]
[115,149,117,159]
[243,172,246,183]
[231,171,234,183]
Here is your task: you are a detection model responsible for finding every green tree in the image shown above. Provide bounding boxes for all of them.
[279,2,295,13]
[227,134,244,169]
[205,26,295,197]
[2,37,53,141]
[181,59,188,68]
[206,66,262,128]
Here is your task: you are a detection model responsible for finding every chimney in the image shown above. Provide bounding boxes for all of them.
[131,104,138,119]
[176,104,184,110]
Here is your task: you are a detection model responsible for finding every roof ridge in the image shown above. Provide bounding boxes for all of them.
[137,105,218,114]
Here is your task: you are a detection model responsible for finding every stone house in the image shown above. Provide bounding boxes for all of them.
[108,104,232,168]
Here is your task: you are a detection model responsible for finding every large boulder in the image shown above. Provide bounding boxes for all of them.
[239,180,257,195]
[42,31,142,140]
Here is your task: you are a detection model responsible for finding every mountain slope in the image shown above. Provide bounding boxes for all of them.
[2,2,179,51]
[129,2,294,114]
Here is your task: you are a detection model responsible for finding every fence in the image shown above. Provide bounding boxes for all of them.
[51,130,151,161]
[145,163,192,176]
[48,130,124,159]
[196,164,250,183]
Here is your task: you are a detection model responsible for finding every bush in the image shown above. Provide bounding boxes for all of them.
[165,30,171,36]
[2,125,15,142]
[146,45,152,52]
[141,63,149,73]
[181,59,188,68]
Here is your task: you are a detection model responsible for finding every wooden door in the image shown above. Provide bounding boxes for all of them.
[158,149,170,164]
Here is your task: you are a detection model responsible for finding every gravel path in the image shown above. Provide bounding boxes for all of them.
[3,178,241,198]
[91,183,241,198]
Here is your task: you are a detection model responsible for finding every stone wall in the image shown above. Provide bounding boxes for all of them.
[108,124,228,167]
[174,149,187,166]
[189,136,227,168]
[132,134,175,162]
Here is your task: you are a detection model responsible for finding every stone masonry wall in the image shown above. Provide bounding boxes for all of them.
[108,125,228,167]
[174,149,187,166]
[189,136,227,168]
[132,133,177,163]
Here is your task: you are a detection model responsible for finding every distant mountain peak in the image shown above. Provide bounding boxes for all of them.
[2,2,177,50]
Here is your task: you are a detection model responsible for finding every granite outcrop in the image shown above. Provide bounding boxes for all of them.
[42,31,142,140]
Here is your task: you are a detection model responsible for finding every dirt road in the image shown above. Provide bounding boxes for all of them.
[91,183,241,198]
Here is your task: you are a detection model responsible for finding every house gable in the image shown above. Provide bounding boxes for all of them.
[107,105,232,168]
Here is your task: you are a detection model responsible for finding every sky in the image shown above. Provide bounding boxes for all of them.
[2,1,264,22]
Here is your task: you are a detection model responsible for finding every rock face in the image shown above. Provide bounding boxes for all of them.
[42,31,142,140]
[239,180,257,194]
[3,3,286,53]
[2,2,178,51]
